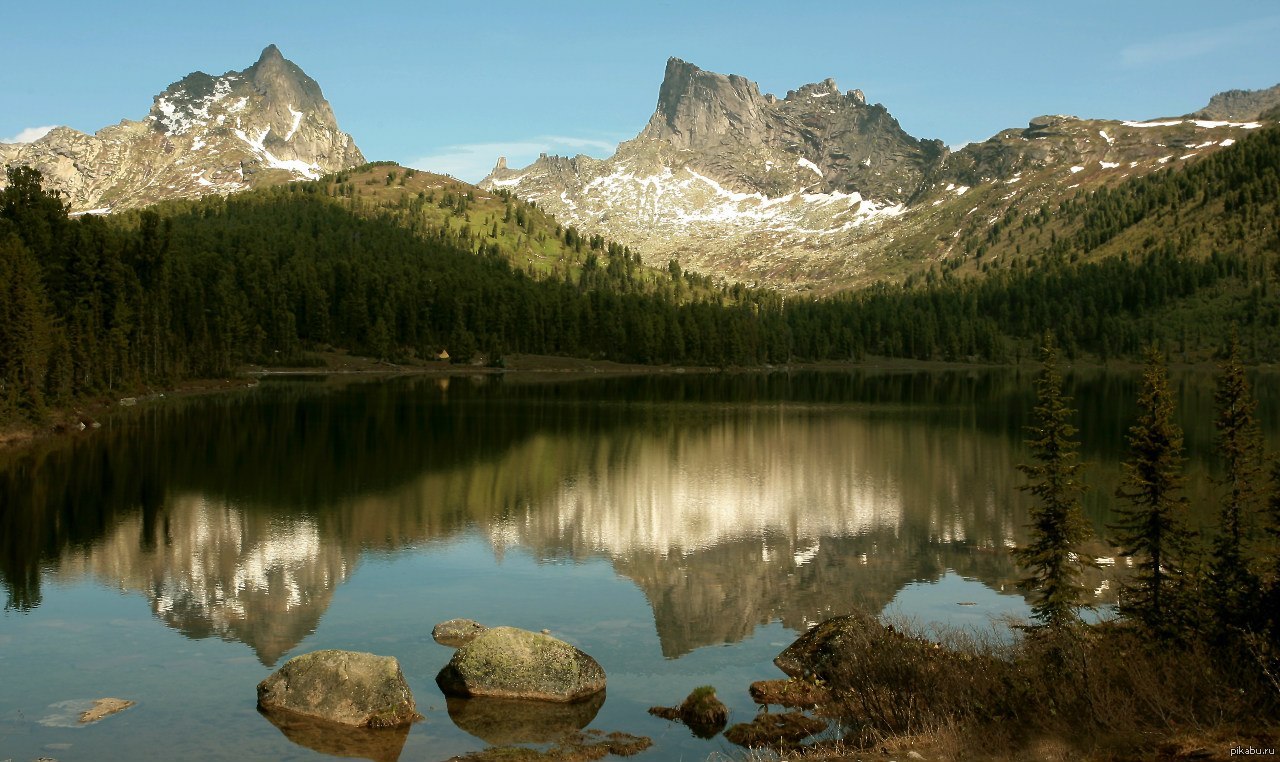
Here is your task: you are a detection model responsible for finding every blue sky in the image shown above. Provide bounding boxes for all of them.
[3,1,1278,182]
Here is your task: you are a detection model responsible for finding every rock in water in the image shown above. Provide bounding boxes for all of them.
[723,712,826,747]
[648,685,728,738]
[446,692,605,745]
[259,708,411,762]
[257,650,421,728]
[435,626,606,702]
[432,618,489,647]
[78,698,135,724]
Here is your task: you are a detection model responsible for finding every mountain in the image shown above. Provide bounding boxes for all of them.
[481,59,1272,291]
[0,44,364,213]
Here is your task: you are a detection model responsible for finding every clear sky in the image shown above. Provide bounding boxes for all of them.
[3,1,1278,183]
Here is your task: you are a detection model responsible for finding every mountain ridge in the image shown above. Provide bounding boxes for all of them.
[0,45,364,213]
[482,59,1274,291]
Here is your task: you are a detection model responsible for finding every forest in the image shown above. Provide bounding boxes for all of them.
[2,125,1279,427]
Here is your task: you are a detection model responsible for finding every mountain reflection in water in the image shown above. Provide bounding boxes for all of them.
[6,370,1266,663]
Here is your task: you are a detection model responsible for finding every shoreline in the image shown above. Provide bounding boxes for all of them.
[3,351,1273,454]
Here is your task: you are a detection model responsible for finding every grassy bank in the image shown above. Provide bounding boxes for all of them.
[745,611,1278,762]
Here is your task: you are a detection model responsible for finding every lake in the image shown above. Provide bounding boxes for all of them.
[1,368,1275,760]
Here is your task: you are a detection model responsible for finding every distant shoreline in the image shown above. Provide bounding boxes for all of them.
[3,351,1273,453]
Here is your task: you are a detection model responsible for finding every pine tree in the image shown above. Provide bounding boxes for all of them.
[1111,345,1196,637]
[1016,332,1094,628]
[1208,332,1263,637]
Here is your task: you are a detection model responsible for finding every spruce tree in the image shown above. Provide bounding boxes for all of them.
[1208,332,1263,637]
[1111,345,1195,637]
[1016,332,1094,628]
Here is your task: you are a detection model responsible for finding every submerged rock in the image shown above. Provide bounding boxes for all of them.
[647,685,728,738]
[723,711,826,747]
[433,618,489,647]
[436,626,606,702]
[444,730,651,760]
[256,649,421,728]
[78,698,135,724]
[446,692,604,744]
[259,706,411,762]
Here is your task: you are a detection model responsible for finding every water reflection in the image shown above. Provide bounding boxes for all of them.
[2,370,1272,662]
[56,495,352,665]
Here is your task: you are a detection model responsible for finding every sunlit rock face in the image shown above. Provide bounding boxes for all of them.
[0,44,364,213]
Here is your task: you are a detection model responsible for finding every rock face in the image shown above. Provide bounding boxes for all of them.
[256,650,421,728]
[638,58,945,204]
[435,626,606,702]
[1193,82,1280,121]
[432,618,489,647]
[0,44,364,213]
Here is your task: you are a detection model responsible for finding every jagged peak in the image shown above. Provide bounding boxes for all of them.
[256,44,285,67]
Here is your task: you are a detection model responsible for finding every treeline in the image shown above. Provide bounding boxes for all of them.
[2,124,1278,426]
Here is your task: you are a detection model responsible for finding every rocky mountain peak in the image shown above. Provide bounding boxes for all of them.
[256,43,285,66]
[642,57,770,150]
[1,45,364,212]
[629,57,943,200]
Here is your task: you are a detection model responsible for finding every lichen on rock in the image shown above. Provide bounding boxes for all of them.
[256,649,421,728]
[436,626,606,702]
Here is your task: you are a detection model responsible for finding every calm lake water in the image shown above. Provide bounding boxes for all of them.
[1,369,1275,761]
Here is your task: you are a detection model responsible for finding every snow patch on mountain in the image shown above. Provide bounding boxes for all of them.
[235,124,321,179]
[1122,118,1262,129]
[797,157,823,177]
[285,105,303,142]
[156,77,234,135]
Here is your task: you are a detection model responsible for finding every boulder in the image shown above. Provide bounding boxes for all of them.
[774,612,876,679]
[256,650,421,728]
[435,626,605,702]
[432,618,488,647]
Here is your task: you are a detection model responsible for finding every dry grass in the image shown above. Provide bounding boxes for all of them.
[770,611,1279,761]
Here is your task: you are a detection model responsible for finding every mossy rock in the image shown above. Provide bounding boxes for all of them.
[436,626,606,702]
[256,649,421,728]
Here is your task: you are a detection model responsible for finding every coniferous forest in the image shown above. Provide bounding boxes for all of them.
[2,125,1279,428]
